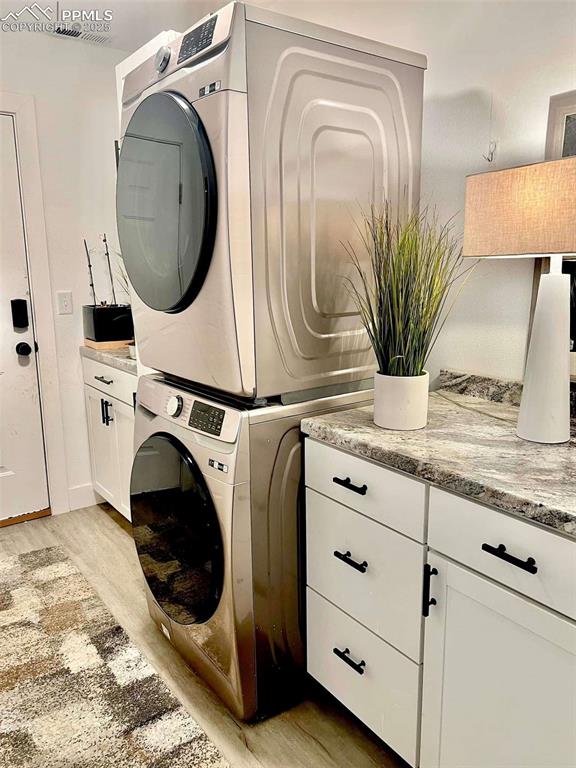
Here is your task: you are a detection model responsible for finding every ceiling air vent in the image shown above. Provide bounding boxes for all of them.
[49,23,112,46]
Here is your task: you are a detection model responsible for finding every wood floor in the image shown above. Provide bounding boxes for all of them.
[0,505,408,768]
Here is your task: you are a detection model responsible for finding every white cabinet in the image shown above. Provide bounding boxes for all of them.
[306,438,426,542]
[82,357,136,520]
[421,553,576,768]
[306,488,424,661]
[85,385,119,505]
[304,436,576,768]
[304,437,424,767]
[114,398,136,520]
[429,487,576,621]
[307,587,421,767]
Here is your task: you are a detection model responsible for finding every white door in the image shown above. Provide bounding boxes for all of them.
[0,113,48,520]
[84,386,119,508]
[420,553,576,768]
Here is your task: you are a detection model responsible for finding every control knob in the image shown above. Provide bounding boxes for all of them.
[166,395,183,418]
[154,46,171,73]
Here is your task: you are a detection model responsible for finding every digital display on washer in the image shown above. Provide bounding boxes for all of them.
[188,400,224,435]
[177,16,217,64]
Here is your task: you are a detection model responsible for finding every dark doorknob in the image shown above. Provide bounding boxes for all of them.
[16,342,32,357]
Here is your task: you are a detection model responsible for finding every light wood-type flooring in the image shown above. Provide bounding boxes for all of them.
[0,505,407,768]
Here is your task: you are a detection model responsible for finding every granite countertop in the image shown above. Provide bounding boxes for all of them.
[301,371,576,540]
[80,345,137,375]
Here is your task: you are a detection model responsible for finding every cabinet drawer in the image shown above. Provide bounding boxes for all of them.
[307,588,420,767]
[429,488,576,620]
[305,439,426,542]
[306,489,424,661]
[82,357,136,407]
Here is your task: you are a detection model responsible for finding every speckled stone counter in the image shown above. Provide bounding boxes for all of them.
[302,372,576,540]
[80,345,137,375]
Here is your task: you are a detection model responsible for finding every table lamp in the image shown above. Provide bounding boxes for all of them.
[463,157,576,444]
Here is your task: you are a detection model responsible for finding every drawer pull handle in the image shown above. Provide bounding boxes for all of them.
[333,647,366,675]
[95,375,114,385]
[481,543,538,574]
[333,549,368,574]
[332,476,368,496]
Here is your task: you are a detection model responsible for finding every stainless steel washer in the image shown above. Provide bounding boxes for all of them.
[131,374,372,719]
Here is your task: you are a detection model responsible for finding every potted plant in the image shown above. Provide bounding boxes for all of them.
[347,204,469,430]
[82,234,134,348]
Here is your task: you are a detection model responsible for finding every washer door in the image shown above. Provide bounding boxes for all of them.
[130,433,224,625]
[116,92,217,313]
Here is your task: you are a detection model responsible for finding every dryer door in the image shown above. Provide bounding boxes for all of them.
[116,92,217,313]
[130,432,224,624]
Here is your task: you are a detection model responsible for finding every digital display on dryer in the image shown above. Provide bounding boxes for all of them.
[177,16,217,64]
[188,400,224,435]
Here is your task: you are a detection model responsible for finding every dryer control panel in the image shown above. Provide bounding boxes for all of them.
[121,3,238,111]
[177,16,217,64]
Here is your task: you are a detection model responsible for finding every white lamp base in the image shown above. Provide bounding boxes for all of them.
[517,271,570,444]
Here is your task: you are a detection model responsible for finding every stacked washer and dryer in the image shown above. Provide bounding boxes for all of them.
[117,1,425,720]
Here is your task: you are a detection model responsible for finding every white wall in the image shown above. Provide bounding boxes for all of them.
[0,32,126,511]
[257,0,576,383]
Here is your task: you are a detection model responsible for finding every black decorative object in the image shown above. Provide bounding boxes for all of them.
[82,235,133,343]
[102,233,117,306]
[82,304,133,342]
[84,239,97,305]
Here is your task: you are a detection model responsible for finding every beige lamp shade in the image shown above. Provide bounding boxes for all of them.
[463,156,576,258]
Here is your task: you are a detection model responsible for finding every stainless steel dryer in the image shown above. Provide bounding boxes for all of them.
[130,374,371,719]
[117,1,426,399]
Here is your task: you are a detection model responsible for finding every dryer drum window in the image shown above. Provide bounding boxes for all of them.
[116,92,217,313]
[130,433,224,624]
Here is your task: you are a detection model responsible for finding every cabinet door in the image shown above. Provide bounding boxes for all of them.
[84,385,119,508]
[421,554,576,768]
[114,398,134,521]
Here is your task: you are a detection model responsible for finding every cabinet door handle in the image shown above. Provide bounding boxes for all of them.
[95,375,113,385]
[100,398,106,425]
[481,543,538,574]
[422,563,438,617]
[333,647,366,675]
[333,549,368,573]
[103,400,114,426]
[332,475,368,496]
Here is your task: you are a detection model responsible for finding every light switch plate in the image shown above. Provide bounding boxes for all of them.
[56,290,73,315]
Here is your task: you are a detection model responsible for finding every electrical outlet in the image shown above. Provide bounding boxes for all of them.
[56,290,73,315]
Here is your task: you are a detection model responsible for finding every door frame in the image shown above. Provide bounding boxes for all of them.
[1,92,69,513]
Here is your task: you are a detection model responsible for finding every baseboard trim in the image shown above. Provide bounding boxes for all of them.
[67,483,100,513]
[0,508,51,527]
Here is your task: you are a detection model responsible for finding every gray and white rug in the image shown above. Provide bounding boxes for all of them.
[0,546,229,767]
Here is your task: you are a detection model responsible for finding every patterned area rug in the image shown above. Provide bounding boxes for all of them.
[0,546,229,767]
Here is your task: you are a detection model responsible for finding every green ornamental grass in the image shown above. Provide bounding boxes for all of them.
[346,204,473,377]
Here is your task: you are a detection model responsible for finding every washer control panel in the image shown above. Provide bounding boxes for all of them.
[177,15,217,64]
[138,376,240,444]
[188,400,225,436]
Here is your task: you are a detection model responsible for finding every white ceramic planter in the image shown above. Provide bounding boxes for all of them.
[373,371,430,430]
